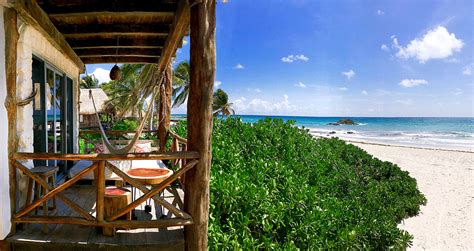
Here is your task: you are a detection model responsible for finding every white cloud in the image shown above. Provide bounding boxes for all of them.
[233,63,245,69]
[281,54,309,63]
[294,82,306,88]
[361,90,368,95]
[399,79,428,88]
[91,68,111,84]
[214,81,222,88]
[339,87,348,91]
[376,9,385,16]
[462,63,473,75]
[233,95,296,115]
[341,69,355,80]
[381,44,389,52]
[393,26,464,63]
[453,88,463,96]
[247,88,261,93]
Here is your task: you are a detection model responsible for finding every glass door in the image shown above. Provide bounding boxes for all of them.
[33,56,75,175]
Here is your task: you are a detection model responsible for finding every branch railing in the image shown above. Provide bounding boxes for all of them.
[10,151,199,230]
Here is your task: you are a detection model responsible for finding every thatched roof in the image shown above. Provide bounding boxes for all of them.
[80,88,110,115]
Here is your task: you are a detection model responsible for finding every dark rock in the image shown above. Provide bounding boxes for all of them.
[329,131,336,134]
[327,118,358,126]
[347,131,354,134]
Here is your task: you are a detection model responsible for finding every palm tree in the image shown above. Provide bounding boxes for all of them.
[101,60,189,121]
[101,64,155,119]
[213,89,235,117]
[172,61,190,108]
[80,75,99,89]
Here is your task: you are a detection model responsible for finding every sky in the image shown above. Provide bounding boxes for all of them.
[86,0,474,117]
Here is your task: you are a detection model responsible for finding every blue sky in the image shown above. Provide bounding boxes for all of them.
[86,0,473,117]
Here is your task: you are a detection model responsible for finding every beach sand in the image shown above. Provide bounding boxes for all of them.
[351,142,473,250]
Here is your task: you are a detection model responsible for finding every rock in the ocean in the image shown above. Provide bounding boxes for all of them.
[327,118,358,126]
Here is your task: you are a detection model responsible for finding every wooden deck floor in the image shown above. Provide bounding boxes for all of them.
[7,185,185,251]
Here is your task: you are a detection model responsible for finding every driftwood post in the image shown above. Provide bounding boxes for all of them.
[158,63,172,151]
[184,0,216,249]
[4,7,19,234]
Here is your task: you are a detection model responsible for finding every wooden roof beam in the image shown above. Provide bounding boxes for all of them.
[81,56,160,64]
[9,0,84,72]
[38,0,178,14]
[67,37,166,49]
[75,48,162,57]
[56,23,171,35]
[64,33,168,40]
[156,0,190,71]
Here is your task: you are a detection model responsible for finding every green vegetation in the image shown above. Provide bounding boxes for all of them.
[213,88,235,117]
[111,118,139,131]
[174,118,426,249]
[80,75,99,89]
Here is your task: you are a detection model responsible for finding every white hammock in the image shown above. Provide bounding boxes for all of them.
[89,86,159,155]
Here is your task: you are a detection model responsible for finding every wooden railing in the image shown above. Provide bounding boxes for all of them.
[10,151,199,229]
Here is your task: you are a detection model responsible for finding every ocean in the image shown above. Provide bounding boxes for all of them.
[234,115,474,152]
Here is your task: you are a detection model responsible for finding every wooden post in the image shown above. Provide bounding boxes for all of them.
[158,63,173,151]
[95,161,105,223]
[4,7,19,234]
[184,0,216,250]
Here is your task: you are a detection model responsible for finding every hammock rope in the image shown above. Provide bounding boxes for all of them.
[89,71,164,154]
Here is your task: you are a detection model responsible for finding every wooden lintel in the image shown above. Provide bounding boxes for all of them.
[67,37,166,49]
[81,56,160,64]
[75,48,162,57]
[11,0,84,72]
[11,151,200,161]
[156,0,190,73]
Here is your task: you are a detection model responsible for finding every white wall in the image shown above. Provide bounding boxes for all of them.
[0,7,82,239]
[0,5,13,239]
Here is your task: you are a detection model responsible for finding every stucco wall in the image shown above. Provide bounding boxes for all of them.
[0,5,12,240]
[17,19,81,155]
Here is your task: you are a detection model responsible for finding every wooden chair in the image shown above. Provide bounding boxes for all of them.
[25,165,59,233]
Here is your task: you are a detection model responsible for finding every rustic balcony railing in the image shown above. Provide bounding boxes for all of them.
[10,151,199,230]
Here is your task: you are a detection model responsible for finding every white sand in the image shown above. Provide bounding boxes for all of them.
[352,142,474,250]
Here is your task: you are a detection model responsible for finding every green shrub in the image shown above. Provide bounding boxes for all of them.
[112,118,139,131]
[174,118,426,249]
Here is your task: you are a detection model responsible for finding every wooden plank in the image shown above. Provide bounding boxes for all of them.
[156,0,190,73]
[13,162,95,221]
[14,163,98,218]
[39,1,178,14]
[185,0,216,249]
[75,48,162,57]
[105,162,190,219]
[57,23,171,36]
[65,33,168,40]
[4,8,19,234]
[12,217,192,228]
[95,161,105,223]
[12,151,200,161]
[10,0,84,71]
[68,37,166,49]
[81,56,160,64]
[49,12,174,21]
[107,160,198,221]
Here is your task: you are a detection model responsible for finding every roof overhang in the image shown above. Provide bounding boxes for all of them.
[9,0,190,72]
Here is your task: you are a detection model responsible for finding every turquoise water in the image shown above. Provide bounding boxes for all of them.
[235,115,474,151]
